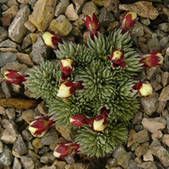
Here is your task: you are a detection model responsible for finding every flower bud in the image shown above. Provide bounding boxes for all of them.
[136,81,153,97]
[70,114,89,127]
[60,59,73,76]
[42,32,62,49]
[53,143,79,158]
[57,81,76,98]
[110,49,126,67]
[121,12,137,34]
[85,14,99,38]
[3,70,26,84]
[141,51,163,68]
[28,116,54,137]
[92,111,108,132]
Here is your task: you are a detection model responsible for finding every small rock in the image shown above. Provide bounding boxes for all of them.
[31,36,47,64]
[0,141,3,153]
[32,138,43,151]
[21,109,36,123]
[55,124,73,141]
[162,72,169,87]
[162,134,169,147]
[1,120,18,144]
[99,8,115,25]
[21,156,34,169]
[2,5,18,18]
[41,128,58,145]
[22,129,33,141]
[143,150,154,162]
[65,163,89,169]
[0,39,17,48]
[131,22,144,37]
[119,1,159,20]
[8,5,30,43]
[159,23,169,33]
[151,145,169,167]
[1,81,11,98]
[92,0,105,6]
[0,106,5,115]
[52,159,66,169]
[141,93,158,115]
[40,153,55,164]
[151,81,162,91]
[106,158,117,168]
[21,34,32,49]
[157,101,166,113]
[135,142,149,158]
[141,18,150,25]
[7,0,18,7]
[55,0,69,17]
[142,117,166,133]
[6,108,15,120]
[0,146,13,167]
[24,20,36,33]
[12,157,22,169]
[159,85,169,101]
[82,2,99,16]
[72,0,85,12]
[147,35,160,52]
[49,15,72,36]
[13,135,27,156]
[138,162,157,169]
[104,0,119,13]
[29,0,57,31]
[0,52,16,67]
[160,36,169,48]
[128,129,149,147]
[113,146,131,169]
[151,130,163,140]
[16,53,33,66]
[0,26,7,42]
[133,111,142,124]
[65,4,78,21]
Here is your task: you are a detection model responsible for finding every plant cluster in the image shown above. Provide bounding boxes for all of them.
[3,12,163,159]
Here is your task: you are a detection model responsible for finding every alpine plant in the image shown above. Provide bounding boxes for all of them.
[24,13,162,158]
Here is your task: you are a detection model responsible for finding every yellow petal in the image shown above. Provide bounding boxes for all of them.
[93,119,105,131]
[140,83,153,96]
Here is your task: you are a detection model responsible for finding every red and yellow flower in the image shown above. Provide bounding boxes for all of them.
[141,51,163,68]
[53,142,79,158]
[84,14,100,38]
[121,12,137,34]
[136,81,153,97]
[3,70,26,84]
[28,116,54,137]
[60,58,74,77]
[42,31,62,49]
[110,49,126,67]
[70,114,89,127]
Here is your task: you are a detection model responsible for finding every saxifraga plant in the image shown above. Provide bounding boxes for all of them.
[24,13,157,158]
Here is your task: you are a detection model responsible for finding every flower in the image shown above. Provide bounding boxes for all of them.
[53,143,79,158]
[57,81,76,98]
[60,58,74,76]
[136,81,153,97]
[3,70,26,84]
[42,31,62,49]
[85,14,100,38]
[90,108,109,132]
[110,49,126,67]
[121,11,137,34]
[57,81,83,98]
[140,51,163,68]
[28,116,54,137]
[70,114,89,127]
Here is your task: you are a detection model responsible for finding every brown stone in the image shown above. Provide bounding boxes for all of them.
[119,1,159,20]
[24,20,36,32]
[65,4,79,21]
[49,15,72,36]
[0,98,40,109]
[16,53,34,66]
[29,0,57,31]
